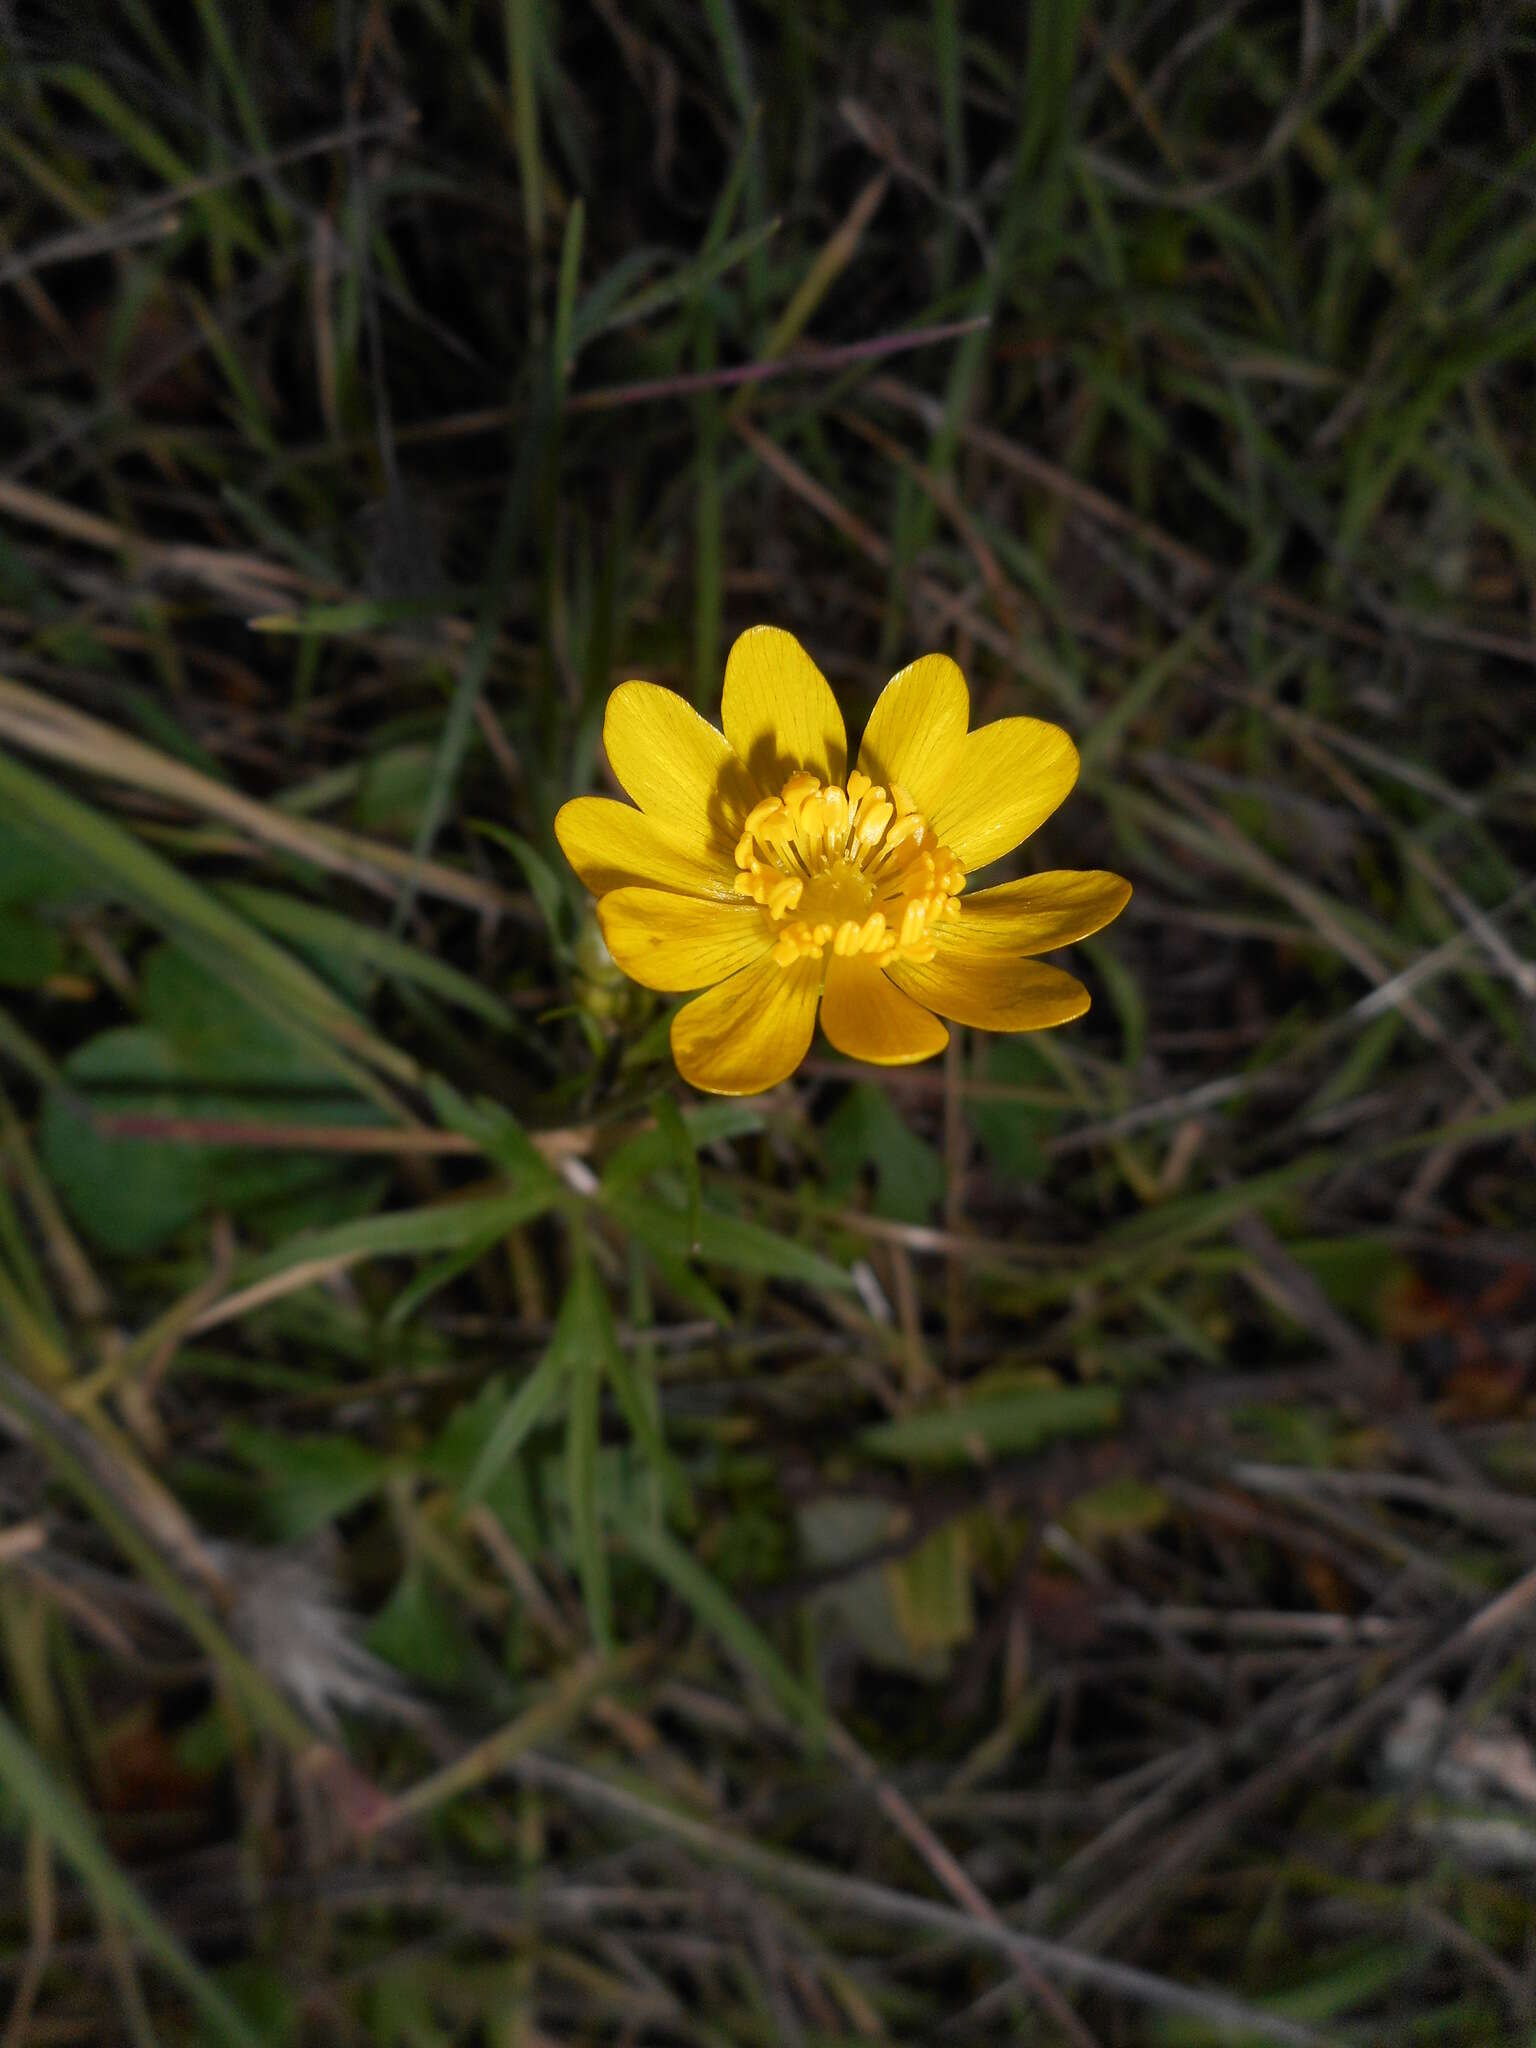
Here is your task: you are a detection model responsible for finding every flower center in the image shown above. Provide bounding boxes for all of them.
[732,769,965,969]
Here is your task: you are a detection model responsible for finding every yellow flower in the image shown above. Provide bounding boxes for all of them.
[555,627,1130,1095]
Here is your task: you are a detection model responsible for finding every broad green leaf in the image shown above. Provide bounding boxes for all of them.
[0,816,89,903]
[367,1563,470,1685]
[40,1028,205,1254]
[0,748,413,1096]
[823,1084,945,1224]
[0,908,64,986]
[966,1039,1059,1183]
[353,743,435,837]
[39,972,378,1253]
[141,943,344,1084]
[224,1425,394,1537]
[0,815,90,905]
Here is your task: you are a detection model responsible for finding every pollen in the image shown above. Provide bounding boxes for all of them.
[734,770,965,971]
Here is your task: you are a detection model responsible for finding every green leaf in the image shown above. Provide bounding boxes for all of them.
[1083,935,1145,1071]
[140,944,340,1084]
[0,908,63,987]
[0,748,412,1097]
[382,1227,510,1332]
[651,1092,702,1250]
[39,1029,205,1254]
[861,1383,1120,1465]
[966,1039,1055,1183]
[0,816,86,905]
[600,1102,762,1188]
[1062,1476,1172,1544]
[473,822,570,951]
[886,1520,975,1660]
[235,1184,561,1295]
[571,217,780,350]
[424,1075,565,1197]
[605,1189,852,1291]
[394,371,554,927]
[564,1243,613,1649]
[797,1496,945,1678]
[220,884,519,1030]
[366,1563,469,1686]
[39,961,380,1253]
[353,743,435,837]
[625,1520,825,1740]
[823,1084,945,1224]
[224,1425,394,1538]
[461,1251,603,1503]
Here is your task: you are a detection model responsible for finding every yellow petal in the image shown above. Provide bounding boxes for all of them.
[555,797,735,899]
[889,948,1089,1033]
[947,870,1131,953]
[856,652,969,817]
[720,626,847,792]
[820,954,948,1065]
[597,887,770,992]
[929,716,1079,874]
[671,953,823,1095]
[603,681,758,861]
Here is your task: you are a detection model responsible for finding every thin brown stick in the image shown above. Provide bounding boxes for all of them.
[91,1113,594,1159]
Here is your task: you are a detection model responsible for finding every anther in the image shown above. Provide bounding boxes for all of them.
[744,795,785,837]
[855,800,893,849]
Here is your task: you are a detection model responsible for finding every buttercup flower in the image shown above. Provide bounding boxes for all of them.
[555,627,1130,1095]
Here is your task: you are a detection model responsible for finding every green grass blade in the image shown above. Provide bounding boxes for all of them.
[624,1520,825,1742]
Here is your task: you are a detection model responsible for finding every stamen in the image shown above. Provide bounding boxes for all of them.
[781,771,819,819]
[821,784,849,848]
[855,799,893,849]
[881,811,924,854]
[743,795,785,837]
[733,766,965,970]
